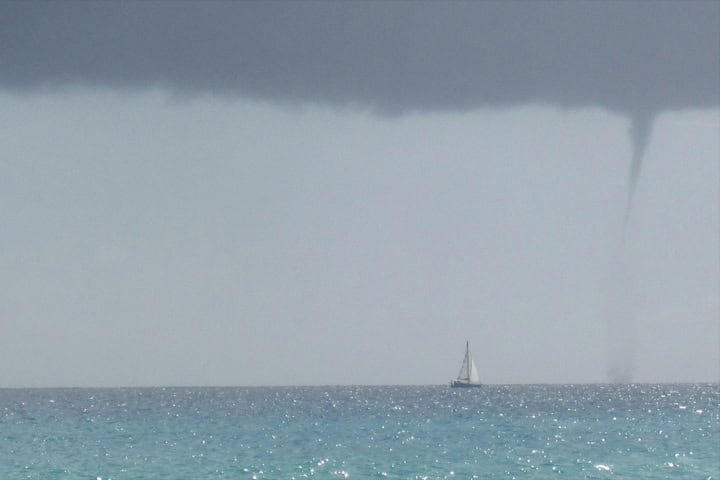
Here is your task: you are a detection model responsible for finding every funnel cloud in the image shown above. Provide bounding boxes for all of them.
[625,111,656,232]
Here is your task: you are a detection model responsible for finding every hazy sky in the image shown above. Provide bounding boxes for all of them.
[1,1,718,387]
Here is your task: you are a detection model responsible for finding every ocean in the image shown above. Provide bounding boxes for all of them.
[0,384,717,479]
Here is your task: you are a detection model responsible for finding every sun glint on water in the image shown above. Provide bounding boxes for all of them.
[1,384,717,479]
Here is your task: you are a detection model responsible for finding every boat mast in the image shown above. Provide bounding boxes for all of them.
[466,340,471,381]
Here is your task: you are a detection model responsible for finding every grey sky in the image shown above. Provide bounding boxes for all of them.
[0,2,718,387]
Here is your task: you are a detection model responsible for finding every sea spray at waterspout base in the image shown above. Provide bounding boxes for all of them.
[602,248,646,383]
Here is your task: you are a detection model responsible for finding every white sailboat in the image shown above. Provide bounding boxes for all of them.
[450,340,482,388]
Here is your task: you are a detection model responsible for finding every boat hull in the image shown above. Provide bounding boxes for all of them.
[450,380,482,388]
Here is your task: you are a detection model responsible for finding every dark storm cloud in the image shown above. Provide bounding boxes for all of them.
[1,1,718,116]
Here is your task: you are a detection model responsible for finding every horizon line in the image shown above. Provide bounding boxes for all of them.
[1,381,718,390]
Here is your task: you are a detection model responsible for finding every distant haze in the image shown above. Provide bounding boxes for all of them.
[0,2,717,386]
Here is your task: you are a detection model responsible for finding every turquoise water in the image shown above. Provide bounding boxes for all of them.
[1,384,717,479]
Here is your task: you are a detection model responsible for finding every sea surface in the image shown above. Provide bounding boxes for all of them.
[0,384,717,479]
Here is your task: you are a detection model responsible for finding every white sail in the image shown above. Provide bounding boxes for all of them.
[469,358,481,384]
[457,352,469,380]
